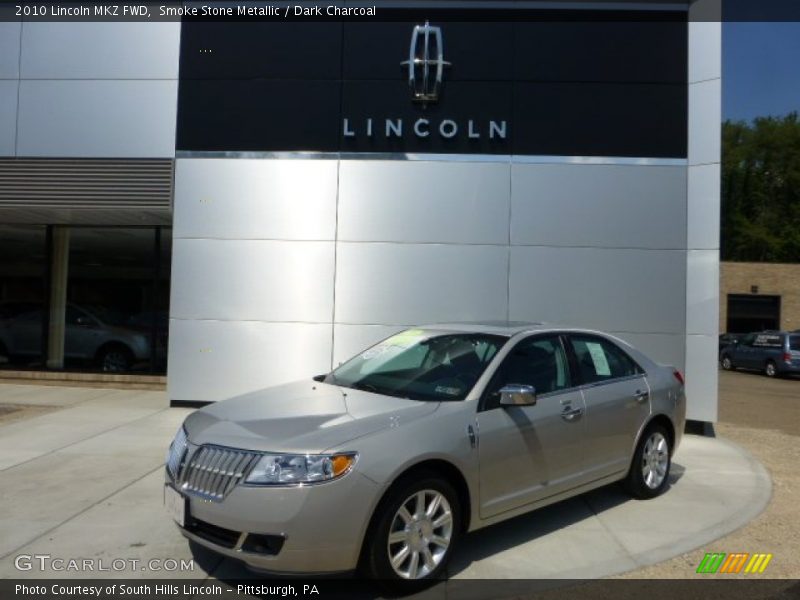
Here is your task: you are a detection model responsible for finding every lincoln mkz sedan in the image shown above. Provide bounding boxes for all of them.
[165,323,685,586]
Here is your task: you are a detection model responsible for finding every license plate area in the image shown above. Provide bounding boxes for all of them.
[164,484,187,527]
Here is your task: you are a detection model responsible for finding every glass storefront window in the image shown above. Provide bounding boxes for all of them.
[0,225,171,375]
[66,227,171,374]
[0,225,48,370]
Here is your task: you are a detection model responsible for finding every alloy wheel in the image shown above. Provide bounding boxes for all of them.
[386,489,453,579]
[102,351,129,372]
[641,431,669,489]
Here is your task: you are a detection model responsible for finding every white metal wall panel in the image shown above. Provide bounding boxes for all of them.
[687,164,721,250]
[511,164,687,249]
[0,23,21,80]
[20,23,180,79]
[170,239,335,323]
[334,242,508,325]
[687,5,721,423]
[688,21,721,84]
[338,161,510,244]
[167,319,332,402]
[686,249,719,336]
[685,334,719,422]
[0,81,17,156]
[173,159,338,241]
[509,246,686,334]
[17,80,177,158]
[688,79,722,167]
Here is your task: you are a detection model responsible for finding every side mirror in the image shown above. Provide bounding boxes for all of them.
[499,384,537,407]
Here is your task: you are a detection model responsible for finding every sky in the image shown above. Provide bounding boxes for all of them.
[723,22,800,122]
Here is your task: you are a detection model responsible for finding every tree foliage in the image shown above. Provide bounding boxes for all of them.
[722,113,800,262]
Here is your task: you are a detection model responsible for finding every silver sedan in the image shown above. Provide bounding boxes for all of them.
[165,323,685,589]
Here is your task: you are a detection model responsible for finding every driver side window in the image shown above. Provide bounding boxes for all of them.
[484,336,571,410]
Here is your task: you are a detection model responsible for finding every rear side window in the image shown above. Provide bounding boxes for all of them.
[570,335,643,384]
[790,336,800,352]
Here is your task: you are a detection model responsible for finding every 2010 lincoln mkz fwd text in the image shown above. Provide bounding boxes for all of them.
[164,322,685,588]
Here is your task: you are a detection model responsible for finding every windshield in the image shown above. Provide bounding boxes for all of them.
[324,330,508,401]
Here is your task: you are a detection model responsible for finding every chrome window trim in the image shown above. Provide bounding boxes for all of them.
[577,373,647,391]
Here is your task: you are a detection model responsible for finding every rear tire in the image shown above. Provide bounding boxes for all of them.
[765,360,777,378]
[625,424,672,499]
[362,473,461,592]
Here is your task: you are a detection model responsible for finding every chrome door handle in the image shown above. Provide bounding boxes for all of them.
[634,390,650,403]
[561,407,583,421]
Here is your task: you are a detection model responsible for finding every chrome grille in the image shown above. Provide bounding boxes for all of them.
[178,446,261,502]
[166,427,188,479]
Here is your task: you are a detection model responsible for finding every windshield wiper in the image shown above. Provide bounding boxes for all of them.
[350,381,381,394]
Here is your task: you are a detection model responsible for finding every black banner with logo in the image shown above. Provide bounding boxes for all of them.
[177,14,688,157]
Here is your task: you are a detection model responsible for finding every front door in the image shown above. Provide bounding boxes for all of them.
[732,334,757,368]
[476,334,587,519]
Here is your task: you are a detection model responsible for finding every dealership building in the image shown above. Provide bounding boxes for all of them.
[0,1,721,423]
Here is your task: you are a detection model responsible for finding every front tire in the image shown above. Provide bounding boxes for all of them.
[362,474,461,590]
[625,424,672,499]
[96,344,133,373]
[720,355,733,371]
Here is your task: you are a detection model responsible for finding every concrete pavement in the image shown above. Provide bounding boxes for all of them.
[0,383,772,583]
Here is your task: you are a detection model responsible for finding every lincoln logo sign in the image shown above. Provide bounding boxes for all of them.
[341,22,508,142]
[342,118,507,140]
[402,21,450,105]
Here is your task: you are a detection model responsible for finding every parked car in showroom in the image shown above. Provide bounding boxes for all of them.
[164,323,685,588]
[720,330,800,377]
[0,303,151,372]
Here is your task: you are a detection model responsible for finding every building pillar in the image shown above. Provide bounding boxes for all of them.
[46,226,70,369]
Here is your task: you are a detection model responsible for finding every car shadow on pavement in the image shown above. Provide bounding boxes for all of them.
[192,464,686,599]
[447,462,685,577]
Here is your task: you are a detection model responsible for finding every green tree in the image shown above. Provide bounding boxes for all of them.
[722,113,800,262]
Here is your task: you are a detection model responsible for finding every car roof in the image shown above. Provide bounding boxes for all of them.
[420,321,575,336]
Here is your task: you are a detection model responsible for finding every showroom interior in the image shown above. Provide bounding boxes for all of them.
[0,0,721,424]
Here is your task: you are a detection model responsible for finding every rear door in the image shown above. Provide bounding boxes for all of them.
[566,334,651,481]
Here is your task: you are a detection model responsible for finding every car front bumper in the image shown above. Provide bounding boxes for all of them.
[166,468,382,574]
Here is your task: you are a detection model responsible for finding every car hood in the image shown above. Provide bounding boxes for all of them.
[183,380,439,453]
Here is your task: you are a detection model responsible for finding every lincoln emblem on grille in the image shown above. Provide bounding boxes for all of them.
[401,21,451,105]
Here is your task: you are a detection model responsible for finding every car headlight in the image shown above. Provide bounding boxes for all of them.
[244,452,357,486]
